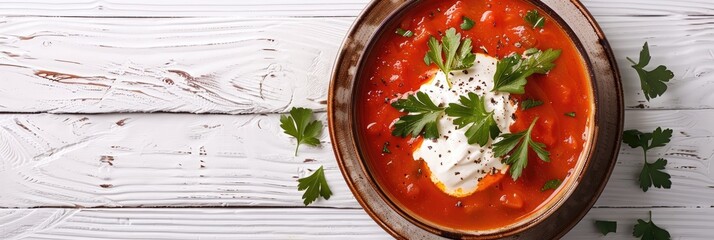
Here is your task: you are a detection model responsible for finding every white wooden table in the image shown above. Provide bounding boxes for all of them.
[0,0,712,239]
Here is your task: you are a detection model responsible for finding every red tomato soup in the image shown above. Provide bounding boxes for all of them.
[356,0,592,230]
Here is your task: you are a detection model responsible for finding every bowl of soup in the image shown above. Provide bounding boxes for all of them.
[328,0,623,238]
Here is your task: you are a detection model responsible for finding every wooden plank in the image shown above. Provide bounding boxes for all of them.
[0,11,709,112]
[565,208,714,240]
[0,113,355,208]
[0,0,371,17]
[0,109,712,208]
[596,15,714,110]
[0,0,710,17]
[0,18,349,114]
[1,208,711,239]
[0,208,391,240]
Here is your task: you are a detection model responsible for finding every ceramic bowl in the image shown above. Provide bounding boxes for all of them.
[328,0,623,238]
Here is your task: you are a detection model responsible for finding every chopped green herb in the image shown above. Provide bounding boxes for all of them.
[595,220,617,236]
[633,211,670,240]
[541,179,562,192]
[382,142,391,154]
[565,112,576,118]
[521,99,544,110]
[493,118,550,180]
[424,28,476,88]
[395,28,414,37]
[445,92,501,146]
[492,48,561,94]
[626,42,674,101]
[280,107,323,156]
[524,9,545,29]
[391,92,445,140]
[297,166,333,206]
[623,127,673,192]
[460,16,475,30]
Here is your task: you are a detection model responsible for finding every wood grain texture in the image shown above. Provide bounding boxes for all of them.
[0,1,710,113]
[0,113,355,208]
[0,0,711,239]
[0,0,711,17]
[0,109,711,208]
[0,0,371,17]
[1,208,712,240]
[0,18,347,113]
[0,208,390,240]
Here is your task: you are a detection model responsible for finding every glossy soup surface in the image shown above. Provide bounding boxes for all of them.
[356,0,592,230]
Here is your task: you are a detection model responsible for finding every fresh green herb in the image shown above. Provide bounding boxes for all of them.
[524,9,545,29]
[297,166,333,206]
[461,16,475,30]
[492,48,561,94]
[424,28,476,88]
[493,118,550,180]
[595,220,617,236]
[382,142,391,154]
[280,107,323,156]
[395,28,414,37]
[521,99,544,110]
[626,42,674,101]
[445,92,501,146]
[565,112,576,118]
[633,211,671,240]
[540,179,562,192]
[391,92,445,140]
[623,127,673,192]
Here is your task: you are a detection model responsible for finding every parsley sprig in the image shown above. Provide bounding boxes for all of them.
[492,48,561,94]
[521,99,544,110]
[524,10,545,29]
[595,220,617,236]
[623,127,673,192]
[395,28,414,37]
[460,16,475,30]
[627,42,674,101]
[280,107,323,156]
[391,92,445,139]
[493,118,550,180]
[424,28,476,88]
[297,165,333,206]
[445,92,500,146]
[540,179,562,192]
[634,211,671,240]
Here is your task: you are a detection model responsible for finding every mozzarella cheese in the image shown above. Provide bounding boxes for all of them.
[412,53,518,197]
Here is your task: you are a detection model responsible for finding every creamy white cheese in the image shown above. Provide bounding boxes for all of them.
[413,53,518,197]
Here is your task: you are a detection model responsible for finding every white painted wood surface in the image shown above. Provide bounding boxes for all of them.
[0,0,712,239]
[0,208,712,240]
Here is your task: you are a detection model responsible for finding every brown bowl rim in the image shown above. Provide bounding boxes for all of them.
[327,0,623,238]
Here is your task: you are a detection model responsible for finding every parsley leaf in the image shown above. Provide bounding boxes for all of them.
[492,48,562,94]
[461,16,475,30]
[280,107,323,156]
[445,92,501,146]
[640,158,672,192]
[565,112,576,118]
[521,99,543,110]
[395,28,414,37]
[595,220,617,236]
[382,142,391,154]
[297,166,333,206]
[633,212,671,240]
[391,92,445,139]
[524,10,545,29]
[541,179,562,192]
[425,28,476,88]
[623,127,673,192]
[493,118,550,180]
[626,42,674,101]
